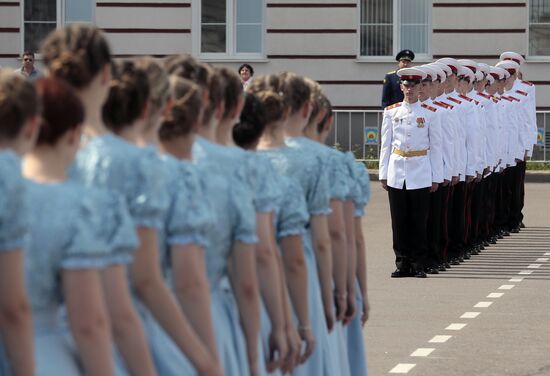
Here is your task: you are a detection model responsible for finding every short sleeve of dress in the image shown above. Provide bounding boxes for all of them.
[0,152,29,251]
[250,154,283,213]
[355,161,371,204]
[342,152,364,217]
[60,188,115,269]
[95,190,138,265]
[128,150,169,229]
[277,178,309,239]
[166,162,212,249]
[328,151,350,201]
[229,177,258,244]
[307,155,331,216]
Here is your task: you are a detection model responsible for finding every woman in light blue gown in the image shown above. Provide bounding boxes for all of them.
[250,74,336,376]
[233,92,316,375]
[165,56,262,376]
[42,26,218,376]
[0,72,39,376]
[136,58,222,374]
[22,77,116,375]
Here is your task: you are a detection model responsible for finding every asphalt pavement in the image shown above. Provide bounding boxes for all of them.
[362,182,550,376]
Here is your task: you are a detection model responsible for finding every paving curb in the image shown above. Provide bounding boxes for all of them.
[367,170,550,183]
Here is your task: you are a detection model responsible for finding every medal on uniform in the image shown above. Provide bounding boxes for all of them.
[416,117,425,128]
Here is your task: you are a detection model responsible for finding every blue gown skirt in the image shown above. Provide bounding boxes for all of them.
[345,280,368,376]
[112,298,196,376]
[292,232,334,376]
[211,280,250,376]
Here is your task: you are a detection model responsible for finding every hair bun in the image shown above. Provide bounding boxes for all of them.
[49,51,90,88]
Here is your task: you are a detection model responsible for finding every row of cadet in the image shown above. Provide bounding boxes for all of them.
[380,52,536,278]
[0,24,371,376]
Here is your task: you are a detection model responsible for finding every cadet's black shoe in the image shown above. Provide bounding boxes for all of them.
[458,256,465,262]
[490,237,497,244]
[450,258,460,265]
[520,222,526,228]
[470,248,479,256]
[414,270,427,278]
[511,227,520,233]
[444,262,451,269]
[438,264,447,272]
[497,233,504,239]
[425,267,439,275]
[483,240,490,247]
[503,230,511,236]
[463,252,471,260]
[391,268,412,278]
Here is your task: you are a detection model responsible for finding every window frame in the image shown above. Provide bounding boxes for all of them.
[20,0,96,56]
[526,0,550,61]
[356,0,432,62]
[192,0,266,61]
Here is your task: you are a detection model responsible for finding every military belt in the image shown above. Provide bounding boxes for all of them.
[392,148,428,157]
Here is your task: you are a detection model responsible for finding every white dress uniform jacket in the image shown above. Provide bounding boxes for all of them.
[475,92,499,172]
[432,96,459,181]
[513,79,537,156]
[379,101,443,190]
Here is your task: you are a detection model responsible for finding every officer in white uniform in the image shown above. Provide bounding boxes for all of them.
[379,67,443,278]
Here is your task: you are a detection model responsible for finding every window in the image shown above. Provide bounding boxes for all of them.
[529,0,550,56]
[199,0,263,57]
[23,0,94,53]
[359,0,431,58]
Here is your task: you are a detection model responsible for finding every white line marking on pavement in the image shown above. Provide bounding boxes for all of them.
[527,264,542,269]
[429,335,452,343]
[389,363,416,373]
[461,312,481,319]
[475,301,493,308]
[446,323,467,330]
[519,270,533,275]
[536,258,549,262]
[487,292,504,298]
[499,285,515,290]
[509,278,524,282]
[410,348,435,357]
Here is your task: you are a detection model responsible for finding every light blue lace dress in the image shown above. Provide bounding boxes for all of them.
[259,143,334,376]
[24,180,114,375]
[0,151,29,375]
[193,137,258,376]
[72,135,196,376]
[286,137,351,376]
[343,152,369,376]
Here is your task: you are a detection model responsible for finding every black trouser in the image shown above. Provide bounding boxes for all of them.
[448,182,467,259]
[388,184,431,272]
[517,160,527,226]
[470,178,485,247]
[507,164,522,230]
[440,184,454,263]
[427,186,444,268]
[495,170,511,233]
[484,174,498,238]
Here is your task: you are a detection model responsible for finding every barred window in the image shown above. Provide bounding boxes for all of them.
[529,0,550,56]
[199,0,263,57]
[23,0,94,53]
[360,0,431,58]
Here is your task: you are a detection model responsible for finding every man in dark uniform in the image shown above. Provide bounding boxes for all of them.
[381,49,415,108]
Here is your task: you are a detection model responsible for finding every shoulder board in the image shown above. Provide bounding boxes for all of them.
[447,97,462,104]
[458,94,473,102]
[501,96,513,102]
[421,103,437,112]
[387,70,396,74]
[515,90,528,96]
[441,101,454,109]
[432,101,449,109]
[477,92,491,99]
[508,95,520,102]
[521,80,534,86]
[385,102,401,110]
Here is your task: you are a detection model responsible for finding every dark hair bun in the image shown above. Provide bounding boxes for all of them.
[48,51,90,89]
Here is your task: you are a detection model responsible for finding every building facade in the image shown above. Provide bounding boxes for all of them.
[1,0,549,110]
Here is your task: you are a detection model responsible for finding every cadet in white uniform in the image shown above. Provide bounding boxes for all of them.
[379,67,443,278]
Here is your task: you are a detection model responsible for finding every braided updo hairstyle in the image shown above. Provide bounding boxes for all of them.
[41,24,111,89]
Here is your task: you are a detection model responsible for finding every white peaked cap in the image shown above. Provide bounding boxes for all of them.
[418,65,438,82]
[495,60,520,73]
[477,63,491,76]
[490,66,509,80]
[427,63,447,82]
[396,67,427,82]
[500,51,525,65]
[474,70,484,82]
[486,74,495,85]
[457,59,478,73]
[459,66,475,82]
[436,57,460,74]
[431,62,452,77]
